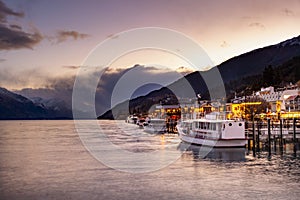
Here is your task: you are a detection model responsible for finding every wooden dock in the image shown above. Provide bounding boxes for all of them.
[246,118,299,157]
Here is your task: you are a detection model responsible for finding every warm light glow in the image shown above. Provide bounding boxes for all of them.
[281,112,300,119]
[244,102,262,105]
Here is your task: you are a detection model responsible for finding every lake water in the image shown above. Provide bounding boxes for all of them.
[0,120,299,200]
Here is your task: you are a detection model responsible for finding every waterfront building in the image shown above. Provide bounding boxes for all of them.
[229,83,300,119]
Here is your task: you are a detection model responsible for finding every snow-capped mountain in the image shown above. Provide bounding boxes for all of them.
[0,87,72,119]
[277,35,300,47]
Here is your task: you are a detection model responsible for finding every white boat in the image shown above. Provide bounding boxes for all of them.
[144,118,166,134]
[136,117,147,129]
[177,112,247,148]
[126,115,138,124]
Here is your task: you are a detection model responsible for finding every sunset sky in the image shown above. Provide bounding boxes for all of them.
[1,0,300,90]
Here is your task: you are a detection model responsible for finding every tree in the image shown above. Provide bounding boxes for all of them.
[262,65,274,87]
[244,96,269,120]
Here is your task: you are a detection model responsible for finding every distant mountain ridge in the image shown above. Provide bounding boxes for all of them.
[99,35,300,119]
[1,35,300,120]
[217,35,300,84]
[0,87,72,119]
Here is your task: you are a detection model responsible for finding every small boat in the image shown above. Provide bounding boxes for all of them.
[144,118,166,134]
[126,115,138,124]
[177,112,247,148]
[136,117,147,129]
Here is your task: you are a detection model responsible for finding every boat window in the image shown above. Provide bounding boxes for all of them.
[217,123,222,130]
[239,123,242,126]
[211,123,216,130]
[229,123,232,126]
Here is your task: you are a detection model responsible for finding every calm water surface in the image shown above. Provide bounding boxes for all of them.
[0,120,299,200]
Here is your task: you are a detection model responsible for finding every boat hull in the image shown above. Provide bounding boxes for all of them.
[177,112,247,148]
[179,133,246,148]
[177,126,247,148]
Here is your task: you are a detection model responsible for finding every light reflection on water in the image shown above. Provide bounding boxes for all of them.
[0,120,299,200]
[178,143,247,162]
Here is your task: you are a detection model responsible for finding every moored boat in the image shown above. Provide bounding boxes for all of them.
[126,115,138,124]
[177,112,247,148]
[144,118,166,134]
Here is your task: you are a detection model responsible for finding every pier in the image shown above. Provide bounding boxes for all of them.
[246,118,300,157]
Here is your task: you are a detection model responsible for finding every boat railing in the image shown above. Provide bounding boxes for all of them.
[205,112,226,120]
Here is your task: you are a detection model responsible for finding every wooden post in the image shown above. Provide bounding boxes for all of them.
[267,118,271,158]
[246,121,251,152]
[273,135,276,153]
[293,118,296,142]
[293,118,297,156]
[256,120,260,152]
[247,135,251,151]
[279,119,283,153]
[252,117,256,157]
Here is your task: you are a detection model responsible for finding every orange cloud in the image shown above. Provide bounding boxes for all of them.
[55,30,90,43]
[249,22,265,29]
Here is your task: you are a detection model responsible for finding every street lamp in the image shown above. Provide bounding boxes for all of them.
[197,93,201,118]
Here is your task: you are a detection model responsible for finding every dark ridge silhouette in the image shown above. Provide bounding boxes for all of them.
[99,35,300,119]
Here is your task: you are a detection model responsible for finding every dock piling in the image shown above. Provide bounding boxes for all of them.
[293,118,296,143]
[252,118,256,157]
[267,119,271,158]
[293,118,297,156]
[246,121,251,152]
[257,120,260,152]
[279,119,283,153]
[273,135,276,153]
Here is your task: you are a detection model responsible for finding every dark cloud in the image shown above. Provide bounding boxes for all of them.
[283,8,294,16]
[7,65,187,115]
[0,67,50,89]
[0,1,43,50]
[0,0,24,22]
[176,66,194,75]
[0,24,43,50]
[15,76,75,113]
[249,22,265,29]
[62,65,81,70]
[9,24,22,30]
[55,30,89,43]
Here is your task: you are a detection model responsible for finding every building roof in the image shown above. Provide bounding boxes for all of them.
[285,94,299,101]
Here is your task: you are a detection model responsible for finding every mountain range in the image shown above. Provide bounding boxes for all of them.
[0,87,72,119]
[1,35,300,120]
[99,35,300,119]
[217,35,300,84]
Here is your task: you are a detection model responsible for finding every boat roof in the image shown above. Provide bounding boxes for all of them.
[182,118,241,123]
[149,118,165,121]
